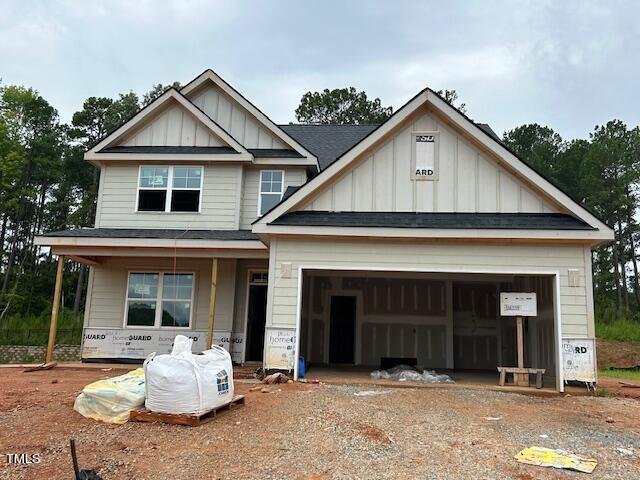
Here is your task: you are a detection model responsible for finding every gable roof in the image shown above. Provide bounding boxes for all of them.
[280,124,378,170]
[181,69,318,168]
[254,87,613,241]
[85,88,252,163]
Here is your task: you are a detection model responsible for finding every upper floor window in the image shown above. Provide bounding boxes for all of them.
[258,170,284,216]
[137,166,203,213]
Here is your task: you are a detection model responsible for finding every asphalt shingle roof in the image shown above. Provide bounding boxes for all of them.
[279,124,379,170]
[42,228,258,240]
[269,212,595,230]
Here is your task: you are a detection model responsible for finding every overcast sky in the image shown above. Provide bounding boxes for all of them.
[1,0,638,140]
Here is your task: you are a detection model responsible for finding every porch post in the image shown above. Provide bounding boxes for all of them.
[45,255,65,363]
[206,258,219,348]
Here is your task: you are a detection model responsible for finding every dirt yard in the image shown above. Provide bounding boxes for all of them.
[1,368,639,480]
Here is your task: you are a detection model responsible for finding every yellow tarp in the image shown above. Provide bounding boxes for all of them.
[515,446,598,474]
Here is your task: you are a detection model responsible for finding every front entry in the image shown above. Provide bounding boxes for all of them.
[245,280,268,362]
[329,295,356,364]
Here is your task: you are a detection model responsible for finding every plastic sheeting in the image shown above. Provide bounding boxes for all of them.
[515,446,598,473]
[73,368,146,424]
[370,365,454,383]
[144,335,234,415]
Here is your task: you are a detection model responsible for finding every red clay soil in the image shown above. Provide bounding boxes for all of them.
[597,338,640,369]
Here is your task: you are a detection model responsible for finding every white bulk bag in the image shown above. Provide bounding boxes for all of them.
[144,335,234,415]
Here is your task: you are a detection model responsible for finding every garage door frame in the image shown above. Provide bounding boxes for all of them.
[293,264,564,392]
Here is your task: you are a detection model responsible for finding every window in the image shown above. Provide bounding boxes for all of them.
[137,166,202,212]
[125,272,195,328]
[258,170,284,216]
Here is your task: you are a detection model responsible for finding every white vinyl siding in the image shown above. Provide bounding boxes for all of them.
[303,112,558,214]
[96,163,242,229]
[267,238,592,339]
[239,167,307,229]
[85,257,237,332]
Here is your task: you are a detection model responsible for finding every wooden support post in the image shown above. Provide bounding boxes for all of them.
[515,315,528,386]
[206,258,218,349]
[45,255,65,363]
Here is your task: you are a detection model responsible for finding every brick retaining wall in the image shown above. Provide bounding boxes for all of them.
[0,344,81,364]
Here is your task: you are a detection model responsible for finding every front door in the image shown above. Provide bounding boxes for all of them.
[245,278,268,362]
[329,295,356,364]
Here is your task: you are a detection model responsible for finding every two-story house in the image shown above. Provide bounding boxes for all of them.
[37,69,612,391]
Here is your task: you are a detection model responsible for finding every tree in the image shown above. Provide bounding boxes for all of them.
[436,89,466,113]
[142,82,181,106]
[295,87,392,124]
[502,124,564,178]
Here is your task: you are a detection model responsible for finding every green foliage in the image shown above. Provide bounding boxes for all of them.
[295,87,392,125]
[435,89,466,113]
[0,308,83,345]
[142,82,181,106]
[595,319,640,343]
[598,368,640,381]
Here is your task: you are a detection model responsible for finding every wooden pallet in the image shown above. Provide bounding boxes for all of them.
[130,395,245,426]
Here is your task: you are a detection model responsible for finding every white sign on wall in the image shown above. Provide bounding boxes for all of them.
[264,327,297,370]
[562,338,597,383]
[500,292,538,317]
[81,328,243,363]
[413,132,438,180]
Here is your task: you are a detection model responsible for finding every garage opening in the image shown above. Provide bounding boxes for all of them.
[299,270,558,388]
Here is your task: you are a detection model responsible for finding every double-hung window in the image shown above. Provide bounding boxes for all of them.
[137,166,203,212]
[258,170,284,216]
[125,272,195,328]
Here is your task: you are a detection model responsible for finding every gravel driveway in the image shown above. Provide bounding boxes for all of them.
[0,368,638,479]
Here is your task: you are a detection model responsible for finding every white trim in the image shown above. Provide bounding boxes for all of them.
[86,153,253,164]
[181,69,318,166]
[241,268,269,363]
[257,169,285,217]
[253,224,613,242]
[123,270,196,329]
[136,165,204,213]
[86,89,250,158]
[292,263,564,390]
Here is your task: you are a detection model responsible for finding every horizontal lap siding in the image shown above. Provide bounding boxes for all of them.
[87,257,237,331]
[96,164,242,229]
[268,239,591,338]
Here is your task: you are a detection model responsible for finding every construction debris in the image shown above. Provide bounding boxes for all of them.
[263,372,291,384]
[23,361,57,372]
[370,365,454,383]
[515,446,598,474]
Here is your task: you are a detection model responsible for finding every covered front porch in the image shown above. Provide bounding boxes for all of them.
[34,228,270,364]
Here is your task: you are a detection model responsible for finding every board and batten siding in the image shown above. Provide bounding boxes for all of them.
[267,238,593,339]
[96,163,242,229]
[189,85,287,150]
[304,112,557,214]
[239,167,308,229]
[85,257,237,332]
[121,103,224,147]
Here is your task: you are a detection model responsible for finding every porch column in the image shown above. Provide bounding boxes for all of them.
[45,255,65,363]
[206,258,219,348]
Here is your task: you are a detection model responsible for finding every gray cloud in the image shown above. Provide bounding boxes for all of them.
[1,0,638,139]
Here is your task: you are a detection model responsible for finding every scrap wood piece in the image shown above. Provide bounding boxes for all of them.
[619,381,640,389]
[23,361,57,373]
[515,446,597,474]
[130,395,245,427]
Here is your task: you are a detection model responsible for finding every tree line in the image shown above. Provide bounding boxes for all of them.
[0,83,637,333]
